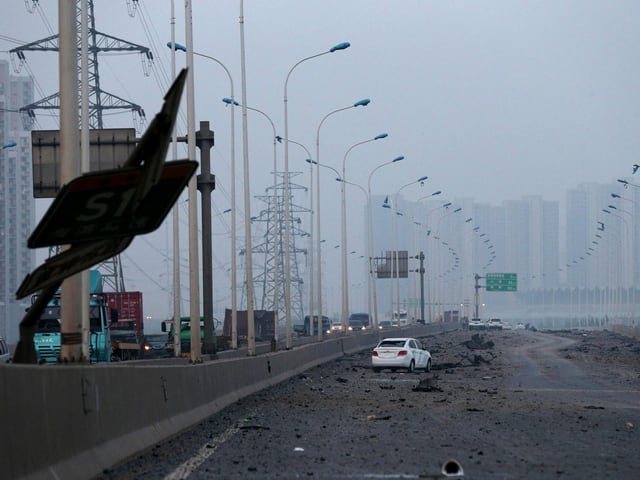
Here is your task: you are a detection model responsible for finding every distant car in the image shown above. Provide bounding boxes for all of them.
[487,318,503,330]
[348,313,370,331]
[515,322,526,330]
[327,321,343,334]
[371,337,431,373]
[141,334,170,359]
[378,320,392,329]
[468,318,485,330]
[0,336,11,363]
[293,324,306,336]
[347,319,367,332]
[392,309,410,326]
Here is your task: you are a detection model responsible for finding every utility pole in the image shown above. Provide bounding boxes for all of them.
[417,251,425,322]
[10,0,151,292]
[474,273,485,319]
[195,121,216,355]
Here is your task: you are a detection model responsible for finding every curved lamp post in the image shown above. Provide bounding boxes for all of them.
[434,207,462,319]
[166,39,216,358]
[340,133,388,328]
[168,41,237,353]
[414,190,442,322]
[224,98,281,345]
[315,98,369,340]
[617,178,640,189]
[278,135,314,335]
[283,41,350,349]
[424,198,453,301]
[167,31,182,357]
[367,155,404,328]
[388,176,429,320]
[336,176,369,325]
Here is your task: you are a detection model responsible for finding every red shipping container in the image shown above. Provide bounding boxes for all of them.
[104,291,144,336]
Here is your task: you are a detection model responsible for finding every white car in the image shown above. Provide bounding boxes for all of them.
[468,318,485,330]
[487,318,503,330]
[371,337,431,373]
[327,322,343,334]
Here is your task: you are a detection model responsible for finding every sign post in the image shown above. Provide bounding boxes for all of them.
[473,273,518,325]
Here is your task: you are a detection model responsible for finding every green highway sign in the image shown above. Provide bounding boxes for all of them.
[486,273,517,292]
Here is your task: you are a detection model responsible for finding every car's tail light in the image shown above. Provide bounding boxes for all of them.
[372,351,378,357]
[397,350,408,356]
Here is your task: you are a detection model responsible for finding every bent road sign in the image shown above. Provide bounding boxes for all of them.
[28,160,197,248]
[16,237,133,298]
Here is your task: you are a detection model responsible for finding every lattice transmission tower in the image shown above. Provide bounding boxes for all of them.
[251,171,309,326]
[9,0,153,291]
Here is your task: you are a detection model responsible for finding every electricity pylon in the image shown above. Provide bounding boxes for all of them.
[252,171,308,326]
[10,0,152,292]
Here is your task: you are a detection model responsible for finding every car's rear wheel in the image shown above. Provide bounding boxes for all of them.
[425,359,431,372]
[408,360,415,373]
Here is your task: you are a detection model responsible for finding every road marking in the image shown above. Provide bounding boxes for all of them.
[163,410,257,480]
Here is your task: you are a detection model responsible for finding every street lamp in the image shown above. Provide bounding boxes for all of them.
[413,190,442,322]
[387,176,429,320]
[433,206,462,319]
[167,41,236,353]
[2,142,17,149]
[336,177,371,326]
[315,98,370,341]
[617,178,640,189]
[367,155,404,328]
[224,98,281,345]
[283,41,350,349]
[340,133,388,328]
[278,136,314,333]
[166,32,201,361]
[167,29,182,357]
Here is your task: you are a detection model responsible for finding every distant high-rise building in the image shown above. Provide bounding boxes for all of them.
[0,60,35,343]
[566,182,634,289]
[503,196,560,290]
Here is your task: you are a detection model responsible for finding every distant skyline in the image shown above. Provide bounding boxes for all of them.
[1,1,639,329]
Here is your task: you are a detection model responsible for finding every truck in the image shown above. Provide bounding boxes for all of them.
[348,312,370,331]
[223,309,275,343]
[391,309,410,327]
[32,270,111,364]
[104,291,144,337]
[104,291,144,361]
[162,316,205,355]
[295,315,330,336]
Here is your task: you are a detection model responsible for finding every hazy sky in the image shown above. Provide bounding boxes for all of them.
[2,1,639,329]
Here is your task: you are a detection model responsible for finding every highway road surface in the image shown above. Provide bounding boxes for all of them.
[97,327,640,479]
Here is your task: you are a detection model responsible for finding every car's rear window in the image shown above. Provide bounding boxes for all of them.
[378,340,406,348]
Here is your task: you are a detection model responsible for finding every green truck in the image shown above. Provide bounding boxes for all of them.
[32,270,112,364]
[162,316,205,355]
